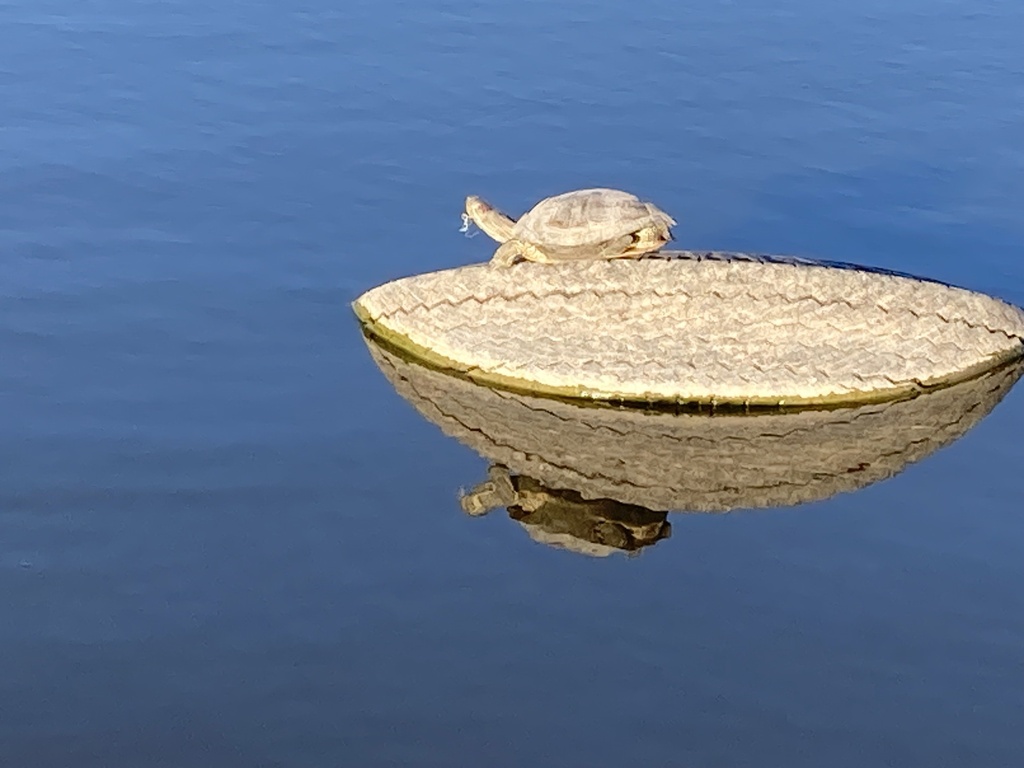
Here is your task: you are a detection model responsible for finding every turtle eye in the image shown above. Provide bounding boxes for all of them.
[630,232,642,245]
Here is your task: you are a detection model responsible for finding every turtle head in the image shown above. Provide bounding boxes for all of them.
[463,195,490,220]
[461,195,516,243]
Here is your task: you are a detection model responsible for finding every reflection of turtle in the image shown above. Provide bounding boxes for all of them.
[462,188,676,267]
[460,465,671,557]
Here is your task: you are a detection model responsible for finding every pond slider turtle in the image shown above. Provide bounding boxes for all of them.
[462,188,676,267]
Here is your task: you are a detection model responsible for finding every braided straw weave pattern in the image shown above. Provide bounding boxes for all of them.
[354,252,1024,405]
[366,337,1024,513]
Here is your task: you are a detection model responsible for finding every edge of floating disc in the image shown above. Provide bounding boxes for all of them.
[353,299,1022,411]
[352,254,1024,409]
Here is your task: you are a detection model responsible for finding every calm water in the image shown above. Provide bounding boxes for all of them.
[2,1,1023,765]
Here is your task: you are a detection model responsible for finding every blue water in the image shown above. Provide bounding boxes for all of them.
[2,1,1023,765]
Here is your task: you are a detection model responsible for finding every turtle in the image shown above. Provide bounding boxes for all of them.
[461,188,676,267]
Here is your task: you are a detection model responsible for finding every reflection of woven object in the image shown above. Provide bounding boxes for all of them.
[354,253,1024,405]
[366,337,1024,513]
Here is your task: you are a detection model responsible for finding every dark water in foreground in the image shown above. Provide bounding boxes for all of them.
[2,1,1023,766]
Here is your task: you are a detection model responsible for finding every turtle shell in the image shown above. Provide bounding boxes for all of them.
[512,188,674,248]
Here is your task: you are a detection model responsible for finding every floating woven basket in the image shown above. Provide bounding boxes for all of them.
[354,252,1024,407]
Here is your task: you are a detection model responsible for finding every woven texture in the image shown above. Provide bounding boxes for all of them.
[354,252,1024,405]
[366,336,1024,513]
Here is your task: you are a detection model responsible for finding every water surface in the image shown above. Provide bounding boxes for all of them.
[2,1,1023,766]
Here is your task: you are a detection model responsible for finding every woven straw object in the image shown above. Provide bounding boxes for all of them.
[354,252,1024,406]
[365,336,1024,514]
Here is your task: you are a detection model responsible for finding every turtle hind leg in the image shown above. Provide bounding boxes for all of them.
[630,225,672,256]
[596,233,642,259]
[607,227,670,259]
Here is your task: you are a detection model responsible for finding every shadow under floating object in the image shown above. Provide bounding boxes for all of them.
[364,334,1024,525]
[353,252,1024,407]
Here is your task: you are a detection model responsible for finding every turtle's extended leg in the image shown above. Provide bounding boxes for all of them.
[492,240,551,267]
[519,241,552,263]
[491,240,526,267]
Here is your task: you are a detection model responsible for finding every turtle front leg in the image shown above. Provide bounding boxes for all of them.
[491,240,526,267]
[491,240,550,267]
